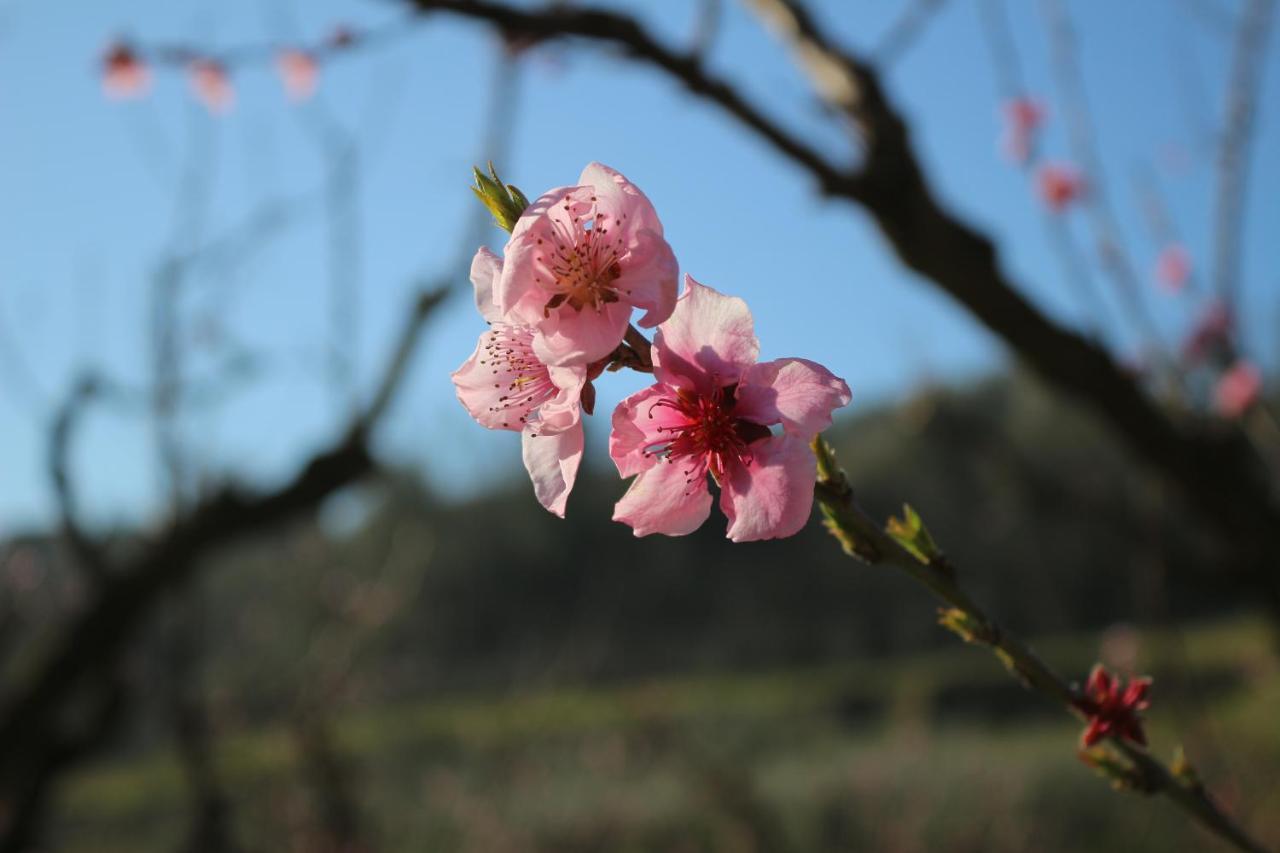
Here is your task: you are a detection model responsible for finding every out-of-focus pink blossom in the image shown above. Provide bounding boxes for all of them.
[1002,96,1044,164]
[453,248,587,517]
[188,58,234,114]
[102,39,150,99]
[1077,664,1151,748]
[1037,163,1086,212]
[1181,299,1233,364]
[1214,360,1262,420]
[276,49,319,101]
[494,163,679,367]
[609,279,851,542]
[1154,244,1191,294]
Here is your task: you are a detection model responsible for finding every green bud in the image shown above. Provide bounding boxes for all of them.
[470,162,530,233]
[886,503,941,564]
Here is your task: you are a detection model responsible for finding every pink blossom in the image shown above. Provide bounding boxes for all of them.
[102,39,149,99]
[1181,299,1233,364]
[1154,243,1191,294]
[1077,664,1151,748]
[276,49,319,101]
[453,248,587,517]
[609,278,851,542]
[494,163,678,367]
[188,58,234,114]
[1037,163,1085,212]
[1001,96,1044,164]
[1214,360,1262,420]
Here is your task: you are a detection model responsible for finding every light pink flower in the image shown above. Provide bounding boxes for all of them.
[453,248,587,517]
[1154,243,1191,294]
[609,278,851,542]
[493,163,678,367]
[1037,163,1085,212]
[276,49,319,101]
[1214,360,1262,420]
[102,39,149,99]
[188,58,234,114]
[1001,96,1044,164]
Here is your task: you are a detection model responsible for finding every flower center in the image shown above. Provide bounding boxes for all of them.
[646,384,771,485]
[537,199,627,316]
[479,326,558,430]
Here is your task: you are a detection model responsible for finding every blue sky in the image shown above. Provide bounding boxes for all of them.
[0,0,1276,534]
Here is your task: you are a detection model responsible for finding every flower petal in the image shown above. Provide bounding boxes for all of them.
[613,459,713,537]
[578,162,665,236]
[531,299,631,367]
[609,383,685,478]
[470,246,504,323]
[653,277,758,392]
[735,358,851,437]
[720,435,816,542]
[522,422,584,518]
[451,331,520,431]
[497,185,577,317]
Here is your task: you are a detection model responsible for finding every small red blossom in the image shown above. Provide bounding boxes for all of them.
[188,58,234,114]
[1077,664,1152,748]
[102,39,150,99]
[1214,360,1262,419]
[1154,244,1191,294]
[1002,96,1045,164]
[1037,163,1086,212]
[276,49,319,101]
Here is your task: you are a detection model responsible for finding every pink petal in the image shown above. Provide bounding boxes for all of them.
[613,458,713,537]
[735,358,851,438]
[522,423,584,518]
[578,162,664,236]
[614,227,678,328]
[1214,361,1262,419]
[609,384,685,478]
[720,435,816,542]
[276,49,319,101]
[498,185,579,318]
[470,247,504,323]
[653,277,759,392]
[530,299,631,367]
[451,332,523,432]
[189,59,234,114]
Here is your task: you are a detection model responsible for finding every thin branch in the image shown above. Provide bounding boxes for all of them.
[1211,0,1275,312]
[873,0,946,66]
[48,375,109,583]
[812,438,1269,853]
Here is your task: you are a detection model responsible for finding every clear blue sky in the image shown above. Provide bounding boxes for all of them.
[0,0,1276,535]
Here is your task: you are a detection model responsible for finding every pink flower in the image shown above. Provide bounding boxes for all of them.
[1154,243,1191,294]
[1077,664,1151,748]
[1181,299,1233,364]
[102,39,149,99]
[453,248,587,517]
[1214,360,1262,419]
[493,163,678,367]
[1002,96,1044,164]
[609,279,851,542]
[276,49,319,101]
[1037,163,1085,212]
[188,58,234,114]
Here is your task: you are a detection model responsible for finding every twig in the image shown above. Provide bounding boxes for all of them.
[811,437,1270,853]
[1211,0,1275,314]
[48,375,109,583]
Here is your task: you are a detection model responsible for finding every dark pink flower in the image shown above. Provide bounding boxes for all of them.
[609,279,851,541]
[1037,163,1085,212]
[1002,96,1045,164]
[276,49,319,101]
[453,249,587,517]
[188,58,234,114]
[495,163,679,367]
[1214,360,1262,420]
[1078,664,1152,748]
[1154,244,1191,294]
[102,39,149,99]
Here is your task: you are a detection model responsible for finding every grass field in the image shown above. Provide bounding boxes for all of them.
[49,616,1280,851]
